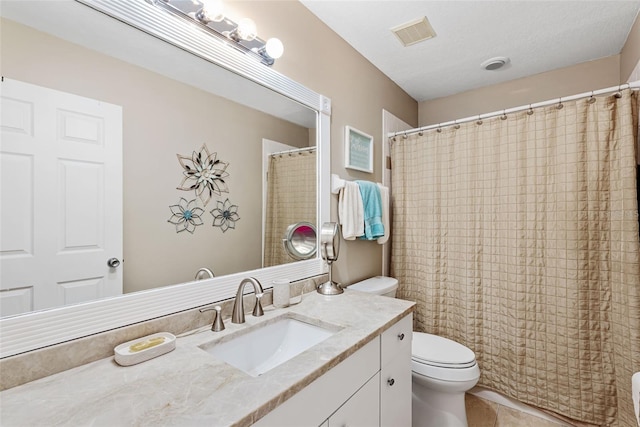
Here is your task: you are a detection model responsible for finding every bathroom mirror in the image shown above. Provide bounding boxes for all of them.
[0,0,330,358]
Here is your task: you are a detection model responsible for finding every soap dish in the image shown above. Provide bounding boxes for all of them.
[114,332,176,366]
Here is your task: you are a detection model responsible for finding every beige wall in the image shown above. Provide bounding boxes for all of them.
[1,19,311,293]
[418,55,621,126]
[621,10,640,82]
[227,1,418,285]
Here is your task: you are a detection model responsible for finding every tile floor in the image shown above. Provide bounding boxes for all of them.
[466,394,567,427]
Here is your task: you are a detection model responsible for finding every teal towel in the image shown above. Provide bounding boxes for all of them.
[355,180,384,240]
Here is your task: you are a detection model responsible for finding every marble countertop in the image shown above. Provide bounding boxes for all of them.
[0,290,414,427]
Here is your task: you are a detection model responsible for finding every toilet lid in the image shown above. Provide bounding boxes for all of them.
[348,276,398,295]
[412,332,476,368]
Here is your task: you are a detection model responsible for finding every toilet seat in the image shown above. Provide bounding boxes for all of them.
[411,332,480,382]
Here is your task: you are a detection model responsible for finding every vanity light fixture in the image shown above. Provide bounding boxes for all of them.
[149,0,284,65]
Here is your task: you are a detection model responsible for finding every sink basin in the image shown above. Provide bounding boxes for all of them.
[199,316,337,377]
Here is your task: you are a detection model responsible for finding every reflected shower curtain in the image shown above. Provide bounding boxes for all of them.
[390,90,640,426]
[264,150,316,267]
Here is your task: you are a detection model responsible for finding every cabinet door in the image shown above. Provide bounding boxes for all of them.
[329,373,380,427]
[380,353,412,427]
[381,313,412,367]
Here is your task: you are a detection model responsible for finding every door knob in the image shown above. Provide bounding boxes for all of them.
[107,258,121,268]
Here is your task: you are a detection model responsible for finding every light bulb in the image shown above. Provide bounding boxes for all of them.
[265,38,284,59]
[199,0,224,22]
[236,18,257,41]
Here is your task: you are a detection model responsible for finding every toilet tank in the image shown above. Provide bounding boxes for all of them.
[348,276,398,298]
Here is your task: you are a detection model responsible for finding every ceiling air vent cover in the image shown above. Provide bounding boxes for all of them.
[391,16,437,47]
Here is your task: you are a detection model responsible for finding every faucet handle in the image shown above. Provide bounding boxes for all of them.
[253,293,264,317]
[199,305,225,331]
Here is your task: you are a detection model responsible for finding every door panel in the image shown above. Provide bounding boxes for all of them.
[0,78,123,316]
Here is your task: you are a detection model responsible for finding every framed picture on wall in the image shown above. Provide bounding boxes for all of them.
[344,126,373,173]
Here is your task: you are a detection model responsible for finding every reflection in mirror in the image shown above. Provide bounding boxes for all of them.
[281,222,318,262]
[0,0,329,358]
[0,2,316,318]
[264,147,317,267]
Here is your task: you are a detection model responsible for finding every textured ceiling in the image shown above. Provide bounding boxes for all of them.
[300,1,640,102]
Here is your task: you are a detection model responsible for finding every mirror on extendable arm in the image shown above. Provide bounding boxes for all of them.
[317,222,343,295]
[283,222,317,260]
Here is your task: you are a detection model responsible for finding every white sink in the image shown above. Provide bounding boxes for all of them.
[199,316,337,377]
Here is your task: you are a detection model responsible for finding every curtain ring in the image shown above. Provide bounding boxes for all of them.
[588,91,596,104]
[527,105,534,115]
[556,97,563,110]
[402,132,408,139]
[476,114,483,125]
[614,84,624,98]
[418,131,424,136]
[453,120,460,130]
[436,124,442,133]
[500,110,507,120]
[392,136,397,142]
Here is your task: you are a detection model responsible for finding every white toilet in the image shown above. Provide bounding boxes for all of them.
[349,276,480,427]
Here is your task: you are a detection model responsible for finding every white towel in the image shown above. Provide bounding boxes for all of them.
[633,372,640,426]
[377,183,390,244]
[338,181,364,240]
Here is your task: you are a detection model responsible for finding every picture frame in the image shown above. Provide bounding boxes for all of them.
[344,126,373,173]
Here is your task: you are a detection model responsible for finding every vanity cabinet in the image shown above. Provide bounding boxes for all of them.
[254,313,413,427]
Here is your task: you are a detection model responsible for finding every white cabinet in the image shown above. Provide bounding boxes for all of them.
[328,373,380,427]
[380,351,412,426]
[380,314,412,427]
[254,313,413,427]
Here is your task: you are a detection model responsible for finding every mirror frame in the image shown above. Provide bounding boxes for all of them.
[0,0,331,358]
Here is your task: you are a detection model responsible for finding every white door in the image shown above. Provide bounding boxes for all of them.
[0,78,123,316]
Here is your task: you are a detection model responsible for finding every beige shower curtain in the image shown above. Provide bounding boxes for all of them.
[264,150,316,267]
[391,90,640,426]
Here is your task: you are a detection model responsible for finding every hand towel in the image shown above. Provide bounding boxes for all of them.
[376,183,390,244]
[356,180,384,240]
[338,181,364,240]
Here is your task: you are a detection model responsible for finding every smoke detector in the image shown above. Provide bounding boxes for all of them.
[481,56,510,71]
[391,16,437,47]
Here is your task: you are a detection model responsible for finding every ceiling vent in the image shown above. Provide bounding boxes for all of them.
[391,16,437,47]
[481,56,510,71]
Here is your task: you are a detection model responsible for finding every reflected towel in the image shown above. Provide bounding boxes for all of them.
[356,180,384,240]
[338,181,364,240]
[377,183,390,244]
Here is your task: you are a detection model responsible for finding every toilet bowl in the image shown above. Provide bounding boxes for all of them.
[348,276,480,427]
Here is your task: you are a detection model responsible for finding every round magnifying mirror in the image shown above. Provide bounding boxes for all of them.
[283,222,317,260]
[320,222,340,262]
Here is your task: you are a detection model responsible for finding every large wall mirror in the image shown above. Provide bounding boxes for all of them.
[0,0,330,357]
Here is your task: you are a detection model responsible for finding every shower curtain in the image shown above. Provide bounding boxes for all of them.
[390,90,640,426]
[263,150,316,267]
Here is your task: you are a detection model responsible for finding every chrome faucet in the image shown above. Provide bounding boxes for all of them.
[231,277,264,324]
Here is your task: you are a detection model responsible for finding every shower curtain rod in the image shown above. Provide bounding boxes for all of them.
[389,80,640,139]
[269,146,316,156]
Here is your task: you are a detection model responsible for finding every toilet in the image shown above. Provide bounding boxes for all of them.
[349,276,480,427]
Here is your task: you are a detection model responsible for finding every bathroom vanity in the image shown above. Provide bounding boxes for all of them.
[0,290,414,426]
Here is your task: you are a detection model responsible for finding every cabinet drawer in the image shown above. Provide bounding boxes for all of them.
[381,313,412,367]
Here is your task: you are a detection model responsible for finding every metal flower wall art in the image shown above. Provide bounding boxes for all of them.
[176,144,229,206]
[167,198,205,233]
[210,198,240,233]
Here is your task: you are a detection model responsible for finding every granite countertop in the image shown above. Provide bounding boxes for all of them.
[0,290,414,427]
